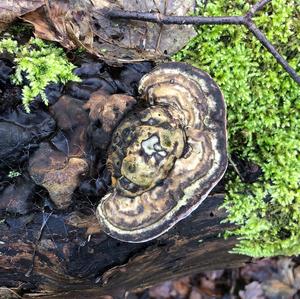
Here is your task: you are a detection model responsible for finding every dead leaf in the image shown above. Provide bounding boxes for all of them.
[1,0,196,64]
[261,279,296,299]
[171,277,190,298]
[0,287,21,299]
[65,212,101,235]
[0,179,35,215]
[0,0,44,32]
[240,258,277,283]
[198,275,222,297]
[50,95,90,157]
[83,90,136,132]
[241,259,300,299]
[29,142,88,209]
[22,1,76,49]
[189,287,202,299]
[205,270,224,280]
[29,95,90,209]
[277,258,295,287]
[239,281,265,299]
[90,0,197,63]
[293,265,300,289]
[148,281,173,299]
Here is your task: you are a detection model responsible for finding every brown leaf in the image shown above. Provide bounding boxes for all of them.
[293,265,300,290]
[50,95,90,157]
[148,281,173,299]
[2,0,196,64]
[0,0,44,32]
[65,212,101,235]
[90,0,197,63]
[171,277,191,298]
[29,142,88,209]
[261,279,296,299]
[240,258,277,283]
[83,90,136,132]
[189,287,203,299]
[29,95,90,209]
[239,281,265,299]
[22,1,76,49]
[198,275,222,297]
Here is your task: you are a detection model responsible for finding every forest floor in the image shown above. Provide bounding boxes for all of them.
[132,258,300,299]
[0,15,299,299]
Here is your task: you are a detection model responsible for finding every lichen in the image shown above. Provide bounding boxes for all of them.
[174,0,300,257]
[0,37,80,112]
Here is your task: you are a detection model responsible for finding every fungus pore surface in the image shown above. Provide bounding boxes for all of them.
[96,62,227,242]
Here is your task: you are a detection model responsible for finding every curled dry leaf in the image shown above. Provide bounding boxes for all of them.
[2,0,196,64]
[22,3,76,49]
[148,281,173,299]
[83,90,137,132]
[65,212,101,235]
[0,0,44,32]
[0,178,35,215]
[0,108,56,168]
[239,281,265,299]
[28,96,90,209]
[50,95,90,157]
[261,279,297,299]
[29,142,88,209]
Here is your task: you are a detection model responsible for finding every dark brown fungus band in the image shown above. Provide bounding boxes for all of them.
[96,62,227,242]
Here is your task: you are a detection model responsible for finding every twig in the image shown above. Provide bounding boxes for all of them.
[103,10,245,25]
[99,0,300,86]
[0,287,22,298]
[245,22,300,85]
[228,155,244,182]
[246,0,272,18]
[25,212,53,277]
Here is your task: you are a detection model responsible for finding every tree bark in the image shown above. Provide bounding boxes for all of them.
[0,194,250,298]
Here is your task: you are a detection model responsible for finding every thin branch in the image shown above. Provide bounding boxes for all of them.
[25,212,53,277]
[104,10,245,25]
[100,0,300,86]
[246,0,272,18]
[228,155,245,182]
[245,22,300,85]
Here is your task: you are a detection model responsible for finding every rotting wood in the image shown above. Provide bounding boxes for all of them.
[0,194,250,298]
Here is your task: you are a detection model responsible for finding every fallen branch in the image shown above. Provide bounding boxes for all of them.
[101,0,300,86]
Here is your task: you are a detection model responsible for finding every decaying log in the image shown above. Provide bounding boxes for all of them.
[0,194,250,298]
[0,60,250,298]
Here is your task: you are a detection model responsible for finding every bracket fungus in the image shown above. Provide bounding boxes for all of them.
[97,62,227,242]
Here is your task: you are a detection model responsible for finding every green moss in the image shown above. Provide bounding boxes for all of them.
[4,22,33,37]
[8,170,21,178]
[174,0,300,257]
[0,37,80,112]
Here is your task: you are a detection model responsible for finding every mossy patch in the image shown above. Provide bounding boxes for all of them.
[174,0,300,257]
[0,37,80,112]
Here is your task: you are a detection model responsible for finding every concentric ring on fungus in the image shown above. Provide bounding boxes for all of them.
[96,62,227,242]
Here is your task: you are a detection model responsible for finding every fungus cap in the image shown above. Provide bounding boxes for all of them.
[96,62,227,242]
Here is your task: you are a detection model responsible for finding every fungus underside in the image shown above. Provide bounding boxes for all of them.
[174,0,300,257]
